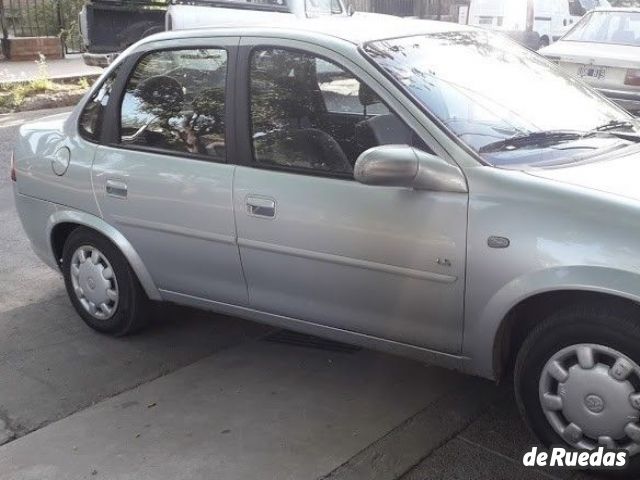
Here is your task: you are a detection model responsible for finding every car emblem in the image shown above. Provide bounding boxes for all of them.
[584,394,605,413]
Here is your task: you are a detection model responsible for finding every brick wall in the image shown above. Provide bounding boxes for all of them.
[6,36,63,61]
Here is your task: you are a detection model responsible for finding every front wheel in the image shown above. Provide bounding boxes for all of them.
[515,305,640,474]
[62,227,150,336]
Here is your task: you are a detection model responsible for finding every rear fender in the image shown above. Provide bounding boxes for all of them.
[46,210,162,301]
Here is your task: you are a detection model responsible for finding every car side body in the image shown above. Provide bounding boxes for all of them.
[12,17,640,387]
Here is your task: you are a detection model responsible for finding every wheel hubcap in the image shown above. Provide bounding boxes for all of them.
[70,246,118,320]
[540,344,640,456]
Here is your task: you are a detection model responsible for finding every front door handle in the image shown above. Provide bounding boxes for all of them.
[106,180,128,199]
[246,196,276,218]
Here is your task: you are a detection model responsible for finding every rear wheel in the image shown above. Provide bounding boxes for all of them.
[62,228,149,336]
[515,305,640,474]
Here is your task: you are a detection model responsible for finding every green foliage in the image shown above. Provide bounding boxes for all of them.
[0,54,53,110]
[30,54,55,92]
[0,54,91,112]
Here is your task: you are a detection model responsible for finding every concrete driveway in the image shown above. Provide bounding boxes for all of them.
[0,108,599,480]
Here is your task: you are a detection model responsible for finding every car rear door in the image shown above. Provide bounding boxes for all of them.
[231,39,468,354]
[92,38,248,306]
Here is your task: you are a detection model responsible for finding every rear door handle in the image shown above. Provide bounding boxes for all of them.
[246,196,276,218]
[106,180,128,199]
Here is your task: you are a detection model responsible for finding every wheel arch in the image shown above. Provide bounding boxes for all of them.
[47,210,162,301]
[464,266,640,381]
[493,289,640,382]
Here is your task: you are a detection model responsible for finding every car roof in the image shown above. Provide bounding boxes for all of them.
[145,15,472,46]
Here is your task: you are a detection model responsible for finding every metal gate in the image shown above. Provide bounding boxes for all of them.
[0,0,84,54]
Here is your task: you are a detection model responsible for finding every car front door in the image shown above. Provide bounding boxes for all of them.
[232,41,468,353]
[92,39,248,306]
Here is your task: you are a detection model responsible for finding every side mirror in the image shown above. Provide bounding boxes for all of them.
[354,145,467,193]
[347,4,355,16]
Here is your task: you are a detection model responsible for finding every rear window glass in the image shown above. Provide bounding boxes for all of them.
[119,48,228,161]
[79,67,119,143]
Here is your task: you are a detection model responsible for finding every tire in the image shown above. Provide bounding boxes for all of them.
[539,36,550,49]
[515,304,640,475]
[62,227,150,336]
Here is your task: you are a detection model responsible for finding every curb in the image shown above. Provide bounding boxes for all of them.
[0,73,101,87]
[14,90,87,113]
[0,87,90,114]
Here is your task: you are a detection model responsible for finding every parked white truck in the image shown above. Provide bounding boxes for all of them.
[467,0,611,49]
[166,0,356,31]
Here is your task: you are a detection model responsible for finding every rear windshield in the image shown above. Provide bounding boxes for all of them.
[564,11,640,46]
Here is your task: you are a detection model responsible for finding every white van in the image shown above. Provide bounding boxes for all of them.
[468,0,611,49]
[166,0,357,31]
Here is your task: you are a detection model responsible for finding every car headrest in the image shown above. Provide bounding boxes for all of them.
[358,83,379,107]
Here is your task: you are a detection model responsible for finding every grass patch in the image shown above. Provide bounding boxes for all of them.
[0,54,93,112]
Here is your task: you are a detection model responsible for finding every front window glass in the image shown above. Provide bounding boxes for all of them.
[249,48,429,176]
[364,30,639,166]
[120,48,228,161]
[564,11,640,46]
[316,58,388,115]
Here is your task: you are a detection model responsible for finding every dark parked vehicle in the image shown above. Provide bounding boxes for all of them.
[79,0,167,67]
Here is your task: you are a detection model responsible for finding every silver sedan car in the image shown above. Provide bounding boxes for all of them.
[540,8,640,114]
[11,17,640,473]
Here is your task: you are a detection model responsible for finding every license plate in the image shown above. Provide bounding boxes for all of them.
[578,65,607,81]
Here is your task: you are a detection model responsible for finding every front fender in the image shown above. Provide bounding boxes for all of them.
[463,266,640,379]
[46,210,162,301]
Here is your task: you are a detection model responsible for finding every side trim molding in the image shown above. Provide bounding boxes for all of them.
[112,215,236,245]
[46,210,162,300]
[238,238,458,283]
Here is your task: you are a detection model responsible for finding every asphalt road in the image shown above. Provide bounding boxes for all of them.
[0,108,600,480]
[0,108,271,439]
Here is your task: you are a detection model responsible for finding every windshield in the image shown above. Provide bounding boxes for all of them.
[363,30,638,166]
[564,10,640,46]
